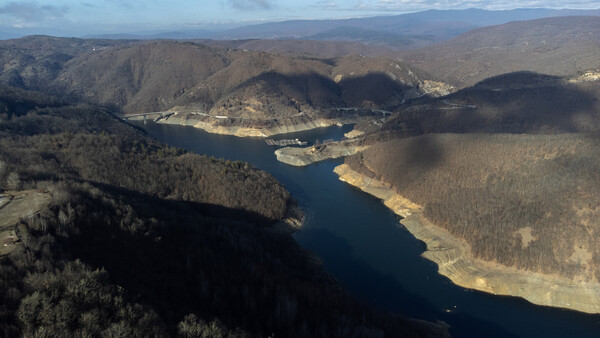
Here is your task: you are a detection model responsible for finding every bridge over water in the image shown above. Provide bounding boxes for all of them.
[120,111,175,124]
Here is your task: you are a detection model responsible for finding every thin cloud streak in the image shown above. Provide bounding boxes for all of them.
[342,0,600,11]
[0,0,598,37]
[0,2,68,22]
[227,0,273,10]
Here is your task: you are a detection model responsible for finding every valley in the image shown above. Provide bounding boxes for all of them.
[1,8,600,337]
[0,89,448,337]
[138,121,600,338]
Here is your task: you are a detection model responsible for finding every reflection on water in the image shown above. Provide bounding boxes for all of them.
[134,121,600,338]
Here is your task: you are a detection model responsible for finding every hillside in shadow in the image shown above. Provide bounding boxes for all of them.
[380,72,600,136]
[0,86,449,337]
[0,37,442,119]
[187,70,421,120]
[344,71,600,284]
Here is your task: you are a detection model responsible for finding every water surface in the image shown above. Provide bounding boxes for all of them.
[135,121,600,338]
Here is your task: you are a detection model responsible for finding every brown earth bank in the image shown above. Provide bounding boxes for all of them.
[334,163,600,313]
[338,132,600,313]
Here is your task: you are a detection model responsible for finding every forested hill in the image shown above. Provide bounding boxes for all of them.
[0,36,134,91]
[346,133,600,282]
[335,64,600,311]
[400,16,600,87]
[0,86,449,337]
[0,36,444,118]
[376,71,600,137]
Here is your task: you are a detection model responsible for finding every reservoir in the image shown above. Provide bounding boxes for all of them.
[134,121,600,338]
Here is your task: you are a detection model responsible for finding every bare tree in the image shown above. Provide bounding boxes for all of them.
[0,160,6,190]
[6,172,21,191]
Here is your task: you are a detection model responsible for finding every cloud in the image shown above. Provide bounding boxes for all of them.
[106,0,135,10]
[316,1,339,8]
[0,2,67,22]
[226,0,273,10]
[306,0,600,16]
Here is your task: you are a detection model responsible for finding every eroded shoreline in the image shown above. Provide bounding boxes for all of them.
[157,114,365,138]
[275,139,370,166]
[334,163,600,314]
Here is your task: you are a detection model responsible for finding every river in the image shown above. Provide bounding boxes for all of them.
[133,121,600,338]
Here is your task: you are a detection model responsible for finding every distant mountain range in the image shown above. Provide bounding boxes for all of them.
[211,8,599,47]
[2,9,598,52]
[3,10,600,318]
[399,16,600,86]
[77,8,600,50]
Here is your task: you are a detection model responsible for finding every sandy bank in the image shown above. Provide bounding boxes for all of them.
[343,129,365,139]
[334,164,600,314]
[275,140,369,166]
[158,114,364,138]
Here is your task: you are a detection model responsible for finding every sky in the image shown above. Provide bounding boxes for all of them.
[0,0,599,36]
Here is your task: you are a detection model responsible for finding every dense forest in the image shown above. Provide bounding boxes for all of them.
[346,133,600,281]
[340,69,600,283]
[0,86,448,337]
[399,16,600,87]
[372,72,600,137]
[0,36,443,119]
[1,16,598,334]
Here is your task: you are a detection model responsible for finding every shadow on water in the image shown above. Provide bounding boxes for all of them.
[296,227,519,338]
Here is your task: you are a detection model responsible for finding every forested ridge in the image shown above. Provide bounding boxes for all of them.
[339,66,600,285]
[0,36,442,120]
[0,86,448,337]
[2,16,599,334]
[346,133,600,281]
[400,16,600,87]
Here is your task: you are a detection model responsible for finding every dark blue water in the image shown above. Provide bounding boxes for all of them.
[135,121,600,338]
